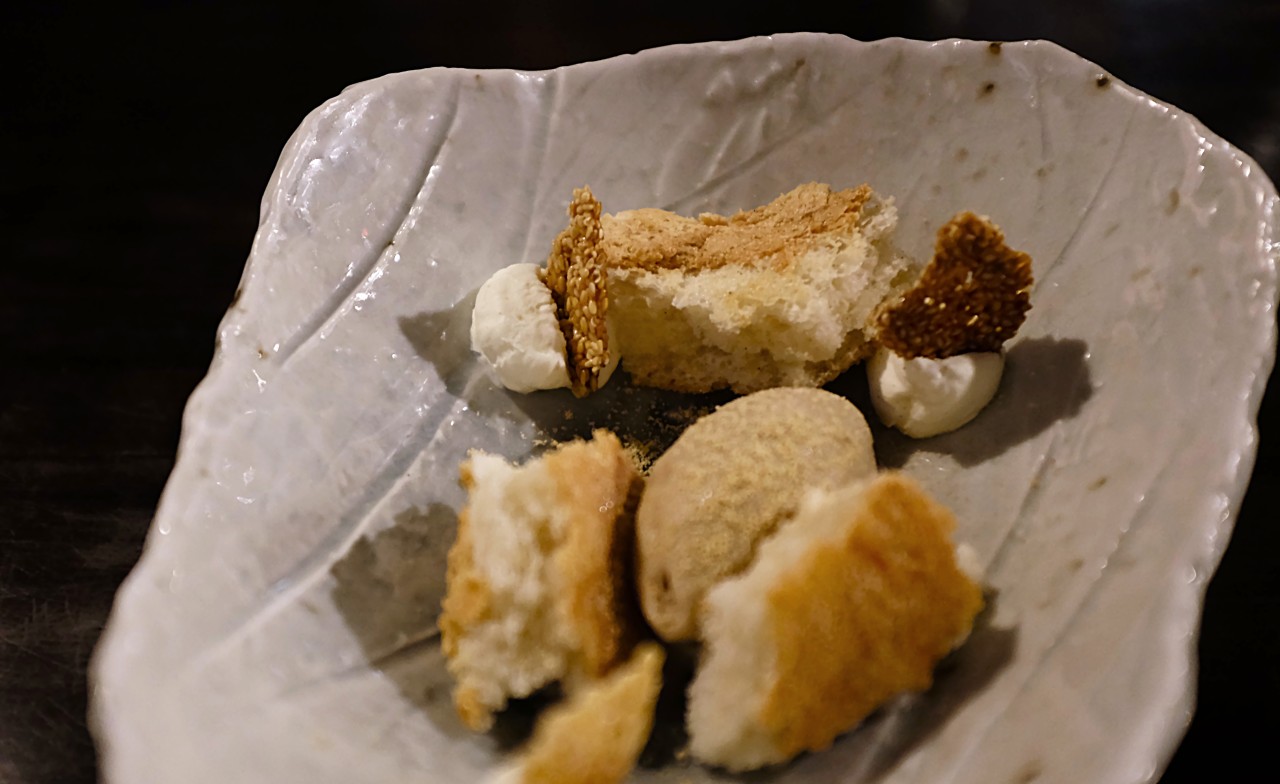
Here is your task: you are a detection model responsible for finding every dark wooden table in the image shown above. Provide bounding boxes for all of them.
[3,2,1277,782]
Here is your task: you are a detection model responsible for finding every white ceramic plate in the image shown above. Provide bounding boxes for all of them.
[91,34,1277,784]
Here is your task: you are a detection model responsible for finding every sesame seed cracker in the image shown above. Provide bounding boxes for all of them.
[876,212,1033,359]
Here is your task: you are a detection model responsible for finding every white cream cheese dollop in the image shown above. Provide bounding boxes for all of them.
[470,263,620,393]
[867,347,1004,438]
[470,263,571,393]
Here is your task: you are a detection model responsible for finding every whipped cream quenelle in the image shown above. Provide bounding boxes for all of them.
[470,263,618,393]
[470,263,570,393]
[867,347,1004,438]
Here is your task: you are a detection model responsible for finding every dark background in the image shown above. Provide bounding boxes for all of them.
[2,1,1277,782]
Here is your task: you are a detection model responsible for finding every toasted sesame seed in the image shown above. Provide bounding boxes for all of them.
[540,186,611,395]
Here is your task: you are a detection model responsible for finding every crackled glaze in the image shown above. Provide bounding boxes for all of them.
[91,35,1277,784]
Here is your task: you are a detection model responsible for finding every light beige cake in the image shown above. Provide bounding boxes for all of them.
[488,643,665,784]
[634,388,877,642]
[439,430,644,731]
[600,182,918,393]
[686,472,984,771]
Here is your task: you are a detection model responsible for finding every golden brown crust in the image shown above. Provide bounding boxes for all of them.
[600,182,873,273]
[518,644,665,784]
[759,473,984,759]
[453,684,491,734]
[876,211,1033,358]
[438,433,644,733]
[541,187,611,396]
[439,462,499,731]
[547,430,645,679]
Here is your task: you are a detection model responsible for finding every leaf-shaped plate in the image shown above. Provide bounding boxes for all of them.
[91,34,1277,784]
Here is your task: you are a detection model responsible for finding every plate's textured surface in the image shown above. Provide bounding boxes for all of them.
[90,35,1277,784]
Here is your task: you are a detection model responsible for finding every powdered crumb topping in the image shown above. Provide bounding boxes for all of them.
[600,183,874,273]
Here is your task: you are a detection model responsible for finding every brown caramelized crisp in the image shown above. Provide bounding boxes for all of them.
[876,212,1033,359]
[541,187,611,396]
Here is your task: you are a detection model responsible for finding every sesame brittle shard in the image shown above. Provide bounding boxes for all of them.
[876,212,1033,359]
[540,186,611,397]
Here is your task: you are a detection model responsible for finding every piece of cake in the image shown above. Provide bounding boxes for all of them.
[601,182,917,393]
[686,472,984,771]
[439,430,644,731]
[487,643,665,784]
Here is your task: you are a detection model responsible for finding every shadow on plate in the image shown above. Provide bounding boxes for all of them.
[398,299,1091,473]
[398,288,557,426]
[504,376,734,467]
[397,294,477,383]
[870,336,1094,469]
[327,500,590,753]
[329,503,471,740]
[850,592,1019,782]
[398,293,733,465]
[637,641,699,769]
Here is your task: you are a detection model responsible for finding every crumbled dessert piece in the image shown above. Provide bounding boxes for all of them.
[439,430,643,731]
[488,644,665,784]
[876,212,1033,359]
[687,472,984,771]
[541,187,612,396]
[635,388,877,642]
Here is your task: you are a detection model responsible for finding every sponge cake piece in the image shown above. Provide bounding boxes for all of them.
[439,430,644,731]
[602,183,918,393]
[488,643,665,784]
[686,472,984,771]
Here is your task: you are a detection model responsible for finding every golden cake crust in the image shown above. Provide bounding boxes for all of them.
[517,643,665,784]
[759,473,984,758]
[438,466,494,729]
[437,432,644,731]
[548,430,645,679]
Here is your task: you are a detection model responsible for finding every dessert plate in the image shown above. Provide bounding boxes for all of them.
[91,34,1277,783]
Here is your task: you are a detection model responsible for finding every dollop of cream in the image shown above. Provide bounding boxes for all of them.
[471,263,571,392]
[867,347,1004,438]
[470,263,620,393]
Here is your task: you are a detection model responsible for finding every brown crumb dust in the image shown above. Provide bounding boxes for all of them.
[876,212,1033,359]
[600,183,873,274]
[540,186,611,396]
[621,404,711,473]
